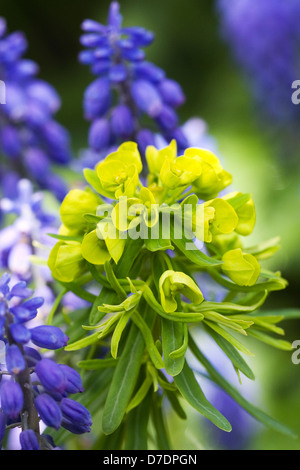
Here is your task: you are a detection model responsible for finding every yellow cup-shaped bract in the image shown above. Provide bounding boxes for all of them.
[60,188,102,233]
[221,248,261,286]
[48,241,87,282]
[159,270,204,313]
[185,148,232,198]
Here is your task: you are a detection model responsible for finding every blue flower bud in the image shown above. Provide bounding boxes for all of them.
[111,105,135,139]
[35,358,67,394]
[134,61,165,83]
[30,326,69,350]
[9,323,31,344]
[131,79,162,117]
[21,297,44,311]
[0,410,6,445]
[59,365,84,394]
[158,78,185,108]
[0,125,21,158]
[109,64,127,83]
[24,148,50,180]
[6,344,26,375]
[88,118,111,151]
[23,346,41,367]
[60,398,92,428]
[84,77,111,120]
[10,306,37,323]
[10,282,33,299]
[156,105,178,131]
[61,417,91,435]
[120,45,145,62]
[34,394,62,430]
[19,429,40,450]
[136,129,155,155]
[0,381,24,419]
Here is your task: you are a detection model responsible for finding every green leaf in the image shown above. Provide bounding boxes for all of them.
[243,237,281,260]
[111,310,132,359]
[165,390,187,420]
[77,358,118,370]
[256,309,300,320]
[46,233,83,242]
[151,396,172,450]
[125,390,152,450]
[171,234,223,268]
[247,329,293,351]
[193,290,267,315]
[204,324,255,380]
[104,261,127,301]
[131,311,164,369]
[204,321,254,357]
[102,309,155,435]
[161,319,186,376]
[114,237,145,278]
[188,333,297,439]
[209,268,288,293]
[89,288,118,325]
[64,331,100,351]
[126,376,153,413]
[174,361,232,432]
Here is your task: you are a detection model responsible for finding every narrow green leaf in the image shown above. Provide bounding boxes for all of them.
[104,260,127,301]
[89,288,118,325]
[247,329,293,351]
[174,361,232,432]
[131,311,164,369]
[165,390,187,420]
[151,396,172,450]
[188,333,297,439]
[161,319,185,376]
[127,376,153,413]
[125,390,152,450]
[47,233,83,242]
[172,235,223,268]
[204,324,255,380]
[204,321,254,357]
[102,309,155,435]
[64,331,100,351]
[111,310,132,359]
[77,358,118,370]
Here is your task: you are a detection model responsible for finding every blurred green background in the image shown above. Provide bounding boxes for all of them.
[2,0,300,450]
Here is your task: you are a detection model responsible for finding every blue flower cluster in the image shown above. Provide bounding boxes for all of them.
[79,1,189,164]
[217,0,300,124]
[0,179,57,283]
[0,273,92,450]
[0,17,72,201]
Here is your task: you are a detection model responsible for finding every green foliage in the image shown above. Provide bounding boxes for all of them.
[46,140,297,449]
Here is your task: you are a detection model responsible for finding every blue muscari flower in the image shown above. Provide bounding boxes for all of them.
[0,274,92,450]
[59,364,84,394]
[29,325,68,350]
[34,394,62,431]
[0,18,72,200]
[0,410,6,446]
[19,429,40,450]
[78,1,189,165]
[35,358,67,394]
[5,344,26,374]
[0,179,57,283]
[217,0,300,125]
[0,381,24,420]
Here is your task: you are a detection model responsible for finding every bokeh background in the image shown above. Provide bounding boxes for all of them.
[1,0,300,450]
